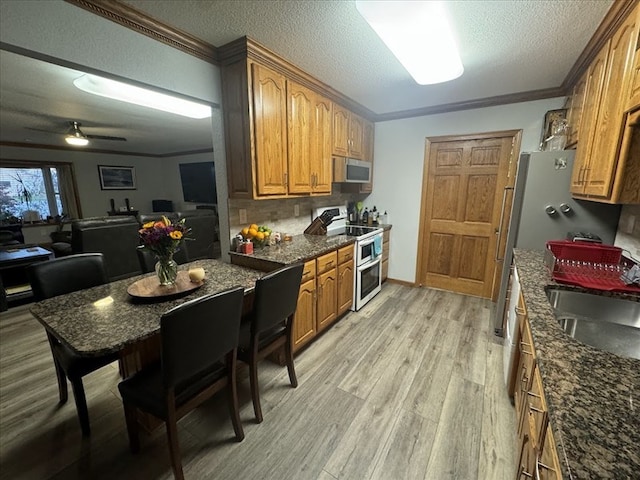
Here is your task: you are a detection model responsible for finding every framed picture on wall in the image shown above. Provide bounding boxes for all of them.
[98,165,136,190]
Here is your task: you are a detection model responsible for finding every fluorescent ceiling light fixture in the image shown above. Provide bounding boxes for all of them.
[65,121,89,146]
[73,75,212,119]
[355,0,464,85]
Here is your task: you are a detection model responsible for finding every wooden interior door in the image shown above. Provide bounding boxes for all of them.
[417,130,520,299]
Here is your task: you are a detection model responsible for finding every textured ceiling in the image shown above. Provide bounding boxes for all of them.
[121,0,613,114]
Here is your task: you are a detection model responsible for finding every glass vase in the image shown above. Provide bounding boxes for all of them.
[155,255,178,286]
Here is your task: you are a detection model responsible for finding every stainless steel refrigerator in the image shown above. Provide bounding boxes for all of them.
[493,150,621,335]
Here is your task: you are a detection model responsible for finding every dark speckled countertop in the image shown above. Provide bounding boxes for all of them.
[30,259,263,358]
[229,233,356,266]
[513,249,640,480]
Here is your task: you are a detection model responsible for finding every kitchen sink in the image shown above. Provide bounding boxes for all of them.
[545,287,640,360]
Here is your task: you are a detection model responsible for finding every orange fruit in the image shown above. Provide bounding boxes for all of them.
[241,227,249,237]
[255,231,265,241]
[249,223,259,231]
[248,228,258,238]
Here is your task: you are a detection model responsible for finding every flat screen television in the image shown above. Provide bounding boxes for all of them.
[179,161,217,204]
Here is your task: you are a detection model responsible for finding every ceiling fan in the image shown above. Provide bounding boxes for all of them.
[25,120,128,144]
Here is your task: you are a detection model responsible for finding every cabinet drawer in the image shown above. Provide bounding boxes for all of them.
[338,245,354,264]
[317,251,337,274]
[301,260,316,283]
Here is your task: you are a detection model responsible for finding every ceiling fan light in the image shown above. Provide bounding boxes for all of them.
[356,0,464,85]
[73,75,212,119]
[65,121,89,146]
[65,135,89,146]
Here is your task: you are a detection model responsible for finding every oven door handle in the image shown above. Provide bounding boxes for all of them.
[358,237,376,248]
[357,256,381,272]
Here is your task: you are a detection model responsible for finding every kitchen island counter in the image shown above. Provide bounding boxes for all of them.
[229,234,355,268]
[513,249,639,479]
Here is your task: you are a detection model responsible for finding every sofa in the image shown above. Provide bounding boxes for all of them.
[71,216,142,281]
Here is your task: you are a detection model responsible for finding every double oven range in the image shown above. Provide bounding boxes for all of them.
[313,207,384,311]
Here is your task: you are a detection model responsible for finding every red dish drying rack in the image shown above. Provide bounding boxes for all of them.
[544,240,640,293]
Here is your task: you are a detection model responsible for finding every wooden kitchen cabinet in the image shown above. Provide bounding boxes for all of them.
[337,245,354,315]
[292,260,317,351]
[565,71,587,147]
[382,228,390,282]
[625,3,640,110]
[571,4,639,201]
[316,251,338,332]
[513,282,563,480]
[332,103,364,160]
[287,81,333,195]
[252,63,289,195]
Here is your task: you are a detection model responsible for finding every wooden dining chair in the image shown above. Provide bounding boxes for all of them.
[118,286,245,480]
[237,263,304,423]
[27,253,117,436]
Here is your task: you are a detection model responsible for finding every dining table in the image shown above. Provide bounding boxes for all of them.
[29,258,264,431]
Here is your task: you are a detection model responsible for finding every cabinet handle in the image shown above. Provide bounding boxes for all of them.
[527,391,542,400]
[515,306,526,316]
[326,261,334,267]
[303,270,311,276]
[284,172,288,186]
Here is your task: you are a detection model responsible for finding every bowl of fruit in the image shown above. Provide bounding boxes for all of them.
[239,224,272,248]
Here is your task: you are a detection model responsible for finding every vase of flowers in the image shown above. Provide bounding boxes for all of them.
[138,216,190,286]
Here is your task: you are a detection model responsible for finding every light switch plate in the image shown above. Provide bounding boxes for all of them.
[239,208,247,224]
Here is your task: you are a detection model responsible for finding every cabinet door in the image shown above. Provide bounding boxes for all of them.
[337,260,354,316]
[584,14,638,197]
[293,277,316,352]
[287,81,313,194]
[361,119,375,193]
[625,4,640,111]
[566,72,587,147]
[349,113,364,159]
[317,267,337,332]
[312,94,333,194]
[332,104,350,157]
[538,425,562,480]
[252,63,288,195]
[571,43,609,194]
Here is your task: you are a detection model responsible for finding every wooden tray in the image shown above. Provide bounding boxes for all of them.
[127,271,204,299]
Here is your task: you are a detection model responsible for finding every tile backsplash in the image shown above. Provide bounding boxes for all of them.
[228,192,366,239]
[615,204,640,261]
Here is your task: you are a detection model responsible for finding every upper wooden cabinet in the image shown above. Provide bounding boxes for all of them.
[332,103,365,160]
[253,63,289,196]
[287,81,333,195]
[565,71,587,147]
[571,3,639,202]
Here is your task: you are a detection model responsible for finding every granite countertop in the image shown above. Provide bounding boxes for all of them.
[513,249,640,479]
[30,259,264,357]
[229,233,356,265]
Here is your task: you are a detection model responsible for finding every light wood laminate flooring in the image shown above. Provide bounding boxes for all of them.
[0,284,516,479]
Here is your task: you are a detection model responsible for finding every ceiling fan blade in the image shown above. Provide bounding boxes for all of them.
[24,126,59,134]
[86,134,127,142]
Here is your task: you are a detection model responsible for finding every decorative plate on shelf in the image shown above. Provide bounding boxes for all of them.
[127,271,204,299]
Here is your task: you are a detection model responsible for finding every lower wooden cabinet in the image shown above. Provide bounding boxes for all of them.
[513,278,563,480]
[337,246,354,315]
[292,260,317,351]
[316,262,338,332]
[382,229,390,282]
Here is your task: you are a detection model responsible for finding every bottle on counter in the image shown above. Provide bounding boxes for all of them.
[382,211,388,224]
[362,208,369,226]
[372,206,379,225]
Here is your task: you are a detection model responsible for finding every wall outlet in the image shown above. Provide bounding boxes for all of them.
[294,204,300,217]
[239,208,247,224]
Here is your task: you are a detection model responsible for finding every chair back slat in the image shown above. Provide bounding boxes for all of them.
[252,263,304,335]
[161,286,244,388]
[28,253,108,300]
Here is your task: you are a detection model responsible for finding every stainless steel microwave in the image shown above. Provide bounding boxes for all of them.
[333,157,372,183]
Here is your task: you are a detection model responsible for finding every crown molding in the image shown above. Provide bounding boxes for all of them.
[375,87,565,122]
[64,0,218,63]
